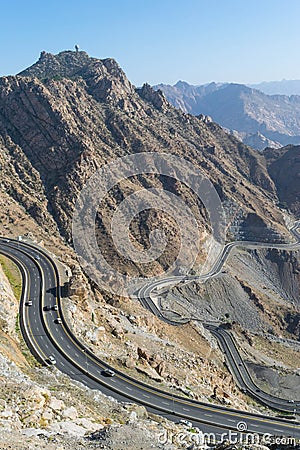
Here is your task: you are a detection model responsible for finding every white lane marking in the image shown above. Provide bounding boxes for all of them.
[162,401,170,405]
[182,408,190,411]
[67,344,71,349]
[142,394,150,398]
[126,386,133,391]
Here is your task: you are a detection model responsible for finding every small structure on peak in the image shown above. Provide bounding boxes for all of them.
[39,51,48,60]
[75,44,79,53]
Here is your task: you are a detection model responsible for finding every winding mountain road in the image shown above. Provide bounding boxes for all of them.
[0,223,299,440]
[138,221,300,413]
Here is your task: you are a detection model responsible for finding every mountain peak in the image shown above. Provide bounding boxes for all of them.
[18,50,122,83]
[15,49,135,107]
[174,80,190,88]
[18,50,93,79]
[137,83,168,111]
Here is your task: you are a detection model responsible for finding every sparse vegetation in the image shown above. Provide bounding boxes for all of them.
[0,255,22,300]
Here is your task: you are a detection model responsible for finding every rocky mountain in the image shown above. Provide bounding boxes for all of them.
[250,79,300,96]
[264,145,300,215]
[0,50,299,447]
[154,81,300,150]
[0,50,291,260]
[154,80,225,114]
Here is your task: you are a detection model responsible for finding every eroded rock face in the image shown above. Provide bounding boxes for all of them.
[0,50,289,281]
[0,51,299,450]
[137,83,169,111]
[264,145,300,215]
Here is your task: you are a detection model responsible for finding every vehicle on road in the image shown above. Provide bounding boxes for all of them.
[47,355,56,365]
[25,300,33,306]
[54,318,62,324]
[102,369,116,377]
[178,419,193,427]
[44,305,58,311]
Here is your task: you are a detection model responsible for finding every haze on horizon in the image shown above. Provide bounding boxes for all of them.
[1,0,300,87]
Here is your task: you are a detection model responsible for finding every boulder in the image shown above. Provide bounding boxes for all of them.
[62,406,78,420]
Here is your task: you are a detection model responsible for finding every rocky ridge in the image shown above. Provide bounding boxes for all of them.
[0,50,299,448]
[264,145,300,215]
[0,50,291,254]
[154,81,300,150]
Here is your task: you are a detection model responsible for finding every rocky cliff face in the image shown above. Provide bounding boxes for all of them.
[0,51,299,447]
[0,52,288,248]
[264,145,300,215]
[0,50,290,278]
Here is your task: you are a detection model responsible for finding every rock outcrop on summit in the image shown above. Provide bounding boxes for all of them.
[0,50,300,448]
[0,51,290,259]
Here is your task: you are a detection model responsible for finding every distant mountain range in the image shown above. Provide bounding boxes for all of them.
[249,79,300,96]
[153,81,300,150]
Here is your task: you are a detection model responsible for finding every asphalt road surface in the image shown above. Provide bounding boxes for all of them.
[0,224,299,441]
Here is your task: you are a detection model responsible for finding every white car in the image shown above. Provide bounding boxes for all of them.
[47,355,56,365]
[102,368,116,377]
[179,419,193,427]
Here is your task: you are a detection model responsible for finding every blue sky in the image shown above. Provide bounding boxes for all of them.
[1,0,300,86]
